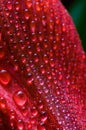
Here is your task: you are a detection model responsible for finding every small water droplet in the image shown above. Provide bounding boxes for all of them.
[30,118,36,125]
[31,108,38,117]
[36,3,41,11]
[0,46,5,59]
[14,64,19,71]
[26,0,32,9]
[38,100,44,110]
[15,2,20,11]
[21,106,28,116]
[0,97,6,110]
[38,125,46,130]
[13,91,27,107]
[9,110,16,120]
[17,120,24,130]
[27,76,33,85]
[27,123,32,129]
[0,70,11,85]
[25,12,30,20]
[7,2,12,10]
[41,114,48,124]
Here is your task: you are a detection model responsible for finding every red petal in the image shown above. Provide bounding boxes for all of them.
[0,0,86,129]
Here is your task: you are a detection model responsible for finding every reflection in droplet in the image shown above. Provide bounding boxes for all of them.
[13,91,27,107]
[0,70,11,85]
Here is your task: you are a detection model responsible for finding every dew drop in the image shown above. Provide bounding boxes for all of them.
[15,2,20,11]
[21,106,28,116]
[38,125,46,130]
[26,0,32,9]
[0,70,11,85]
[38,100,44,110]
[24,12,30,20]
[13,91,27,107]
[0,97,6,110]
[27,123,32,129]
[7,2,12,10]
[9,110,16,129]
[41,114,48,124]
[17,120,24,130]
[30,118,36,125]
[0,46,5,59]
[30,21,36,33]
[31,108,38,117]
[9,110,16,120]
[36,2,41,11]
[38,104,43,110]
[27,76,33,85]
[14,64,19,71]
[24,8,30,20]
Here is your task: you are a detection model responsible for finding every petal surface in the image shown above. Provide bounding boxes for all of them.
[0,0,86,130]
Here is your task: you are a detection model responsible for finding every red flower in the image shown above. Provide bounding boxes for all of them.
[0,0,86,129]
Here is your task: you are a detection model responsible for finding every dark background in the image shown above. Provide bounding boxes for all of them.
[61,0,86,51]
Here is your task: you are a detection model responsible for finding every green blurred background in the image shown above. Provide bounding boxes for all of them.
[62,0,86,51]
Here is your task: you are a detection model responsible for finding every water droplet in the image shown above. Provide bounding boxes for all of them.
[41,114,48,124]
[0,70,11,85]
[30,118,36,125]
[14,64,19,71]
[7,2,12,10]
[36,2,41,11]
[13,91,27,107]
[27,75,33,85]
[26,0,32,9]
[9,110,16,120]
[38,125,46,130]
[15,2,20,11]
[27,123,32,129]
[24,12,30,20]
[21,106,28,116]
[17,120,24,130]
[0,97,6,110]
[9,110,16,129]
[30,21,36,33]
[38,101,44,110]
[0,46,5,59]
[31,108,38,117]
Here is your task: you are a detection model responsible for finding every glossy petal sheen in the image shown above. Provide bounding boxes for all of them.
[0,0,86,130]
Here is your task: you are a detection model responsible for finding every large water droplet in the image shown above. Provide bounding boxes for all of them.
[13,91,27,107]
[0,70,11,85]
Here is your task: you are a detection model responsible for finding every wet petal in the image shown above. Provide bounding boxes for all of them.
[0,0,86,130]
